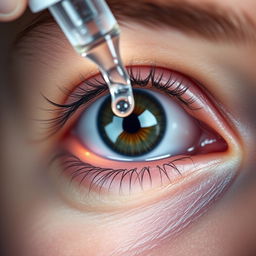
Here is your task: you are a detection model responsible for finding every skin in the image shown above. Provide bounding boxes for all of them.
[1,0,256,255]
[0,0,27,21]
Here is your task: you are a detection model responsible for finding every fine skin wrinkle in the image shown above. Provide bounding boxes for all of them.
[107,164,236,256]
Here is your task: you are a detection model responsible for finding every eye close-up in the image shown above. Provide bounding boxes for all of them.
[49,66,237,201]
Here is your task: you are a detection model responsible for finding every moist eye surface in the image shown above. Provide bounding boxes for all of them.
[75,85,201,161]
[97,89,166,156]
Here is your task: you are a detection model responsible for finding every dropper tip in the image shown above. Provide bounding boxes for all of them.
[112,98,134,118]
[116,99,130,112]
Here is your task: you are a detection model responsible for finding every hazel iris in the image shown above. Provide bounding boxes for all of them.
[97,89,166,156]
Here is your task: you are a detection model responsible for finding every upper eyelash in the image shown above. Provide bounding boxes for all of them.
[129,66,196,106]
[42,78,108,136]
[42,66,196,136]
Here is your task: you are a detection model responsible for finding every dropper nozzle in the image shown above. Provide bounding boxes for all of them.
[85,34,134,117]
[29,0,135,117]
[115,98,134,117]
[110,83,134,117]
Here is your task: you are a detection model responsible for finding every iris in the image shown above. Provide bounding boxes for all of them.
[97,89,166,156]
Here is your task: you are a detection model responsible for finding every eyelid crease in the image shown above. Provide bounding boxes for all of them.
[42,66,198,137]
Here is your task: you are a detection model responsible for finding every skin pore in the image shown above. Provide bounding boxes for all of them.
[1,0,256,255]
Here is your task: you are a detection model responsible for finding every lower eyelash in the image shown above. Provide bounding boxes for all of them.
[42,65,198,137]
[53,152,193,195]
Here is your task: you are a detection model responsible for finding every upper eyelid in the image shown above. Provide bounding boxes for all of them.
[42,66,199,137]
[51,66,242,158]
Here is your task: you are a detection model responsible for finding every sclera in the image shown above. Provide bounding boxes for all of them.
[75,89,200,161]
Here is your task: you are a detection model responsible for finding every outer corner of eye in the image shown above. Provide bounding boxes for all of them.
[50,66,242,212]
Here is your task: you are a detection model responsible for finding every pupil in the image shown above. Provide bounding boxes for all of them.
[97,89,166,156]
[122,113,140,133]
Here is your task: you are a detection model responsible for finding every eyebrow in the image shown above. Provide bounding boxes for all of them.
[16,0,256,47]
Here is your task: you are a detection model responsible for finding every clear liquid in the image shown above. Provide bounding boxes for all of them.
[75,31,135,117]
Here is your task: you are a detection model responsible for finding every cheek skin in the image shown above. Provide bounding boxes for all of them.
[21,157,239,256]
[108,166,236,256]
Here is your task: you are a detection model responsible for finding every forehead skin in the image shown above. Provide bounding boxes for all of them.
[124,0,256,11]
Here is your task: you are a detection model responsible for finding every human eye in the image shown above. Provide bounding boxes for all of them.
[45,64,240,210]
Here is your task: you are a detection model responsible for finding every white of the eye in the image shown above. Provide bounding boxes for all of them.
[75,89,199,161]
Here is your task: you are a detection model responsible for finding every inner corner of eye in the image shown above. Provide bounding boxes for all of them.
[57,66,228,195]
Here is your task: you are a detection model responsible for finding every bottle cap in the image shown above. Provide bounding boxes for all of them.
[29,0,62,12]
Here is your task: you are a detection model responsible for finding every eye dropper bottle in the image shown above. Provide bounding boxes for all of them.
[29,0,135,117]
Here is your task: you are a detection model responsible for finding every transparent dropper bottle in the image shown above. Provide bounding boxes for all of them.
[29,0,134,117]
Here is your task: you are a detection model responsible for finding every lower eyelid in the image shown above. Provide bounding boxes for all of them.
[60,137,227,195]
[53,139,240,212]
